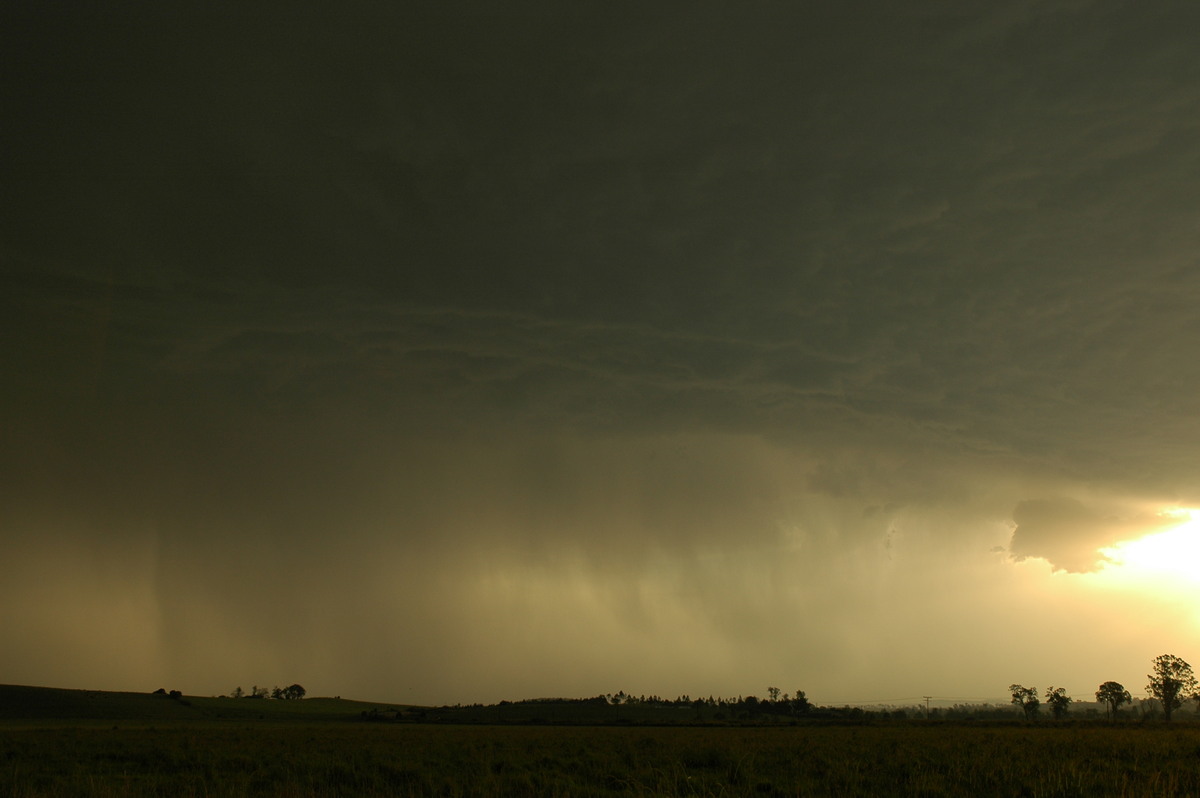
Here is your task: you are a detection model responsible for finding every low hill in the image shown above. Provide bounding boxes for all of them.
[0,684,403,724]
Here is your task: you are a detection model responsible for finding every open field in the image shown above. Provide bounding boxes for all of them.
[8,721,1200,796]
[6,684,1200,796]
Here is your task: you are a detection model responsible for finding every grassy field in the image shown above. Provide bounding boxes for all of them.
[5,684,1200,796]
[8,722,1200,796]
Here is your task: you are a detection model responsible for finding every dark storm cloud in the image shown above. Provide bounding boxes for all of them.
[6,1,1200,701]
[10,4,1200,370]
[1008,498,1180,573]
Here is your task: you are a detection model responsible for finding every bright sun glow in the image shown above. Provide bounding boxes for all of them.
[1098,509,1200,587]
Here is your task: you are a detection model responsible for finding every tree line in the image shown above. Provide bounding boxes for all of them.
[600,688,812,714]
[481,690,813,717]
[1010,654,1197,722]
[226,684,307,701]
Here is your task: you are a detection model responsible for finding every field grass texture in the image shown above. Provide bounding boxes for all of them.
[5,723,1200,797]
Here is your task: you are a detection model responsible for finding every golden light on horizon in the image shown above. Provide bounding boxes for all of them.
[1096,509,1200,594]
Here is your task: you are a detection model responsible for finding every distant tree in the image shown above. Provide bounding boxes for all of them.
[1095,681,1132,720]
[1009,684,1039,720]
[250,685,269,699]
[271,686,284,700]
[282,684,306,700]
[793,690,811,714]
[767,686,781,703]
[231,686,244,699]
[1146,654,1198,722]
[1044,686,1071,719]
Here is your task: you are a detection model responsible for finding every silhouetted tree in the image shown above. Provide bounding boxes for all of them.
[767,686,781,703]
[793,690,811,713]
[1095,681,1131,720]
[1044,686,1071,719]
[1009,684,1039,720]
[231,686,244,699]
[282,683,306,700]
[1146,654,1198,722]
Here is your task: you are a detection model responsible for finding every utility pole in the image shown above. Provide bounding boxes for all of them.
[923,696,932,719]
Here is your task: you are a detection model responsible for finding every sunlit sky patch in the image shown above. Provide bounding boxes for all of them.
[1096,509,1200,592]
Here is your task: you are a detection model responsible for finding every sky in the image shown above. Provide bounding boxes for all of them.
[4,1,1200,707]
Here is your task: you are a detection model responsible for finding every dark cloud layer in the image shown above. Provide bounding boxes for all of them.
[5,2,1200,702]
[1009,498,1180,573]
